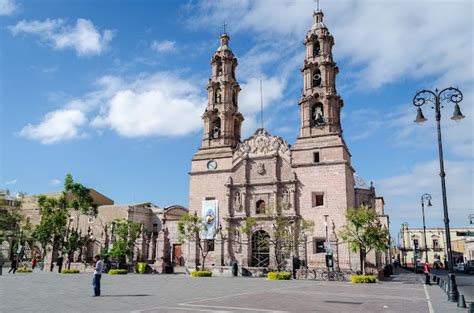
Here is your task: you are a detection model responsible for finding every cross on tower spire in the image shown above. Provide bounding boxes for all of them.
[315,0,320,11]
[223,21,227,34]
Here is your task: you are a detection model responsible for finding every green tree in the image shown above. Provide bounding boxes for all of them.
[33,195,68,263]
[108,219,141,261]
[339,206,389,275]
[177,213,220,271]
[64,173,97,217]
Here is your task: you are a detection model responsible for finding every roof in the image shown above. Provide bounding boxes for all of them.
[354,174,369,189]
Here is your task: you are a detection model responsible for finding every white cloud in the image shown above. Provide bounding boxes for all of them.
[150,40,176,53]
[5,178,17,185]
[0,0,17,15]
[49,178,61,186]
[188,0,473,90]
[91,73,206,137]
[377,160,473,226]
[19,109,87,144]
[9,18,113,56]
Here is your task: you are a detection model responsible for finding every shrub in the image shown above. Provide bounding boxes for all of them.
[191,270,212,277]
[108,269,128,275]
[136,262,147,274]
[17,267,33,273]
[351,275,376,283]
[267,271,291,280]
[62,269,80,274]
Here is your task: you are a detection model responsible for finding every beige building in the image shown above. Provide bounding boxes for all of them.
[398,223,474,267]
[187,9,390,274]
[17,191,187,272]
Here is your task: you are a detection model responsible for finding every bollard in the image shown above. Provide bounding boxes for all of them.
[468,302,474,313]
[440,280,444,290]
[432,274,437,281]
[458,295,466,308]
[436,276,440,285]
[445,282,449,293]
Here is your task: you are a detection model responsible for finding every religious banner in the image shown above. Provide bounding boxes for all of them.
[202,200,219,239]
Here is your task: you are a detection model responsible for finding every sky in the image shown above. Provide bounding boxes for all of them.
[1,0,473,241]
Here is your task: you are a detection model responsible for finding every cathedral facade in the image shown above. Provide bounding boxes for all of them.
[187,9,389,272]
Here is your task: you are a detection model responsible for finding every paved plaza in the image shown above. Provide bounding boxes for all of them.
[1,268,469,313]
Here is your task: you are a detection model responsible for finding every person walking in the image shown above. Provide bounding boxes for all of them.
[8,255,18,274]
[56,255,64,273]
[32,257,37,270]
[0,254,4,275]
[423,261,431,285]
[92,255,104,297]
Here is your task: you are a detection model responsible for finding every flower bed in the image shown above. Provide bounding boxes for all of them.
[108,269,128,275]
[191,270,212,277]
[267,271,291,280]
[351,275,377,283]
[62,269,80,274]
[17,267,33,273]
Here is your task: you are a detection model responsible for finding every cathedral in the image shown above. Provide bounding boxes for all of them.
[187,9,390,273]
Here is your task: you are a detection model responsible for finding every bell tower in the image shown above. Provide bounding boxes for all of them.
[201,32,244,149]
[298,10,343,138]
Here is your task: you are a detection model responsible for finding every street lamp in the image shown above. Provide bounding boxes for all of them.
[323,214,329,246]
[412,87,465,302]
[420,193,432,263]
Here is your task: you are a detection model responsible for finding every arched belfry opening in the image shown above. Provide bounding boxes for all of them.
[313,39,320,57]
[310,102,325,127]
[211,117,221,139]
[251,230,270,267]
[312,69,321,87]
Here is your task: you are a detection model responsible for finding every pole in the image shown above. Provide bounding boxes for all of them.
[421,199,428,263]
[434,93,458,302]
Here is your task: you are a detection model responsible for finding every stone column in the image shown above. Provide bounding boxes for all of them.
[242,191,247,216]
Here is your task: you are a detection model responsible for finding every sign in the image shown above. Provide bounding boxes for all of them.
[202,200,219,239]
[457,231,474,237]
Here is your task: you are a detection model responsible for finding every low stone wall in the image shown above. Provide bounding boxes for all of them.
[296,268,352,281]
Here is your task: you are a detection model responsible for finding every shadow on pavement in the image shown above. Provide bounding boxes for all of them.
[99,294,152,297]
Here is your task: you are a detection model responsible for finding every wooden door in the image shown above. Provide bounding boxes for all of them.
[173,244,183,266]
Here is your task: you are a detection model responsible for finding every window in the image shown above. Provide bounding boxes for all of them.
[256,200,266,214]
[87,216,95,223]
[313,40,320,57]
[433,239,440,251]
[204,239,215,252]
[313,152,320,163]
[313,238,325,254]
[310,103,324,127]
[312,192,324,207]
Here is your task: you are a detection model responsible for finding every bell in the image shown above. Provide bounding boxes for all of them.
[414,107,427,124]
[427,199,433,207]
[451,104,465,122]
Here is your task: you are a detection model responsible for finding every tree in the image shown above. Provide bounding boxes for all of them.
[339,206,389,275]
[108,219,141,262]
[177,213,220,271]
[64,173,97,218]
[33,195,68,264]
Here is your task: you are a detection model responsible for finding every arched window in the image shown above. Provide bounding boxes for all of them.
[313,40,320,57]
[217,62,223,76]
[212,117,221,139]
[310,103,325,127]
[312,69,321,87]
[256,200,266,214]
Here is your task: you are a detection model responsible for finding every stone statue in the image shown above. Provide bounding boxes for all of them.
[215,88,222,103]
[213,126,220,139]
[234,191,242,212]
[282,188,289,209]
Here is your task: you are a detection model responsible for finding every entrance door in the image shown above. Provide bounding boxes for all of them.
[251,230,270,267]
[173,244,183,266]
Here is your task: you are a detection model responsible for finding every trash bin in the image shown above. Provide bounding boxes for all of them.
[232,262,238,277]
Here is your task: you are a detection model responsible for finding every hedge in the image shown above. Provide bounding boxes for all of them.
[191,270,212,277]
[267,271,291,280]
[351,275,377,283]
[108,269,128,275]
[62,269,80,274]
[17,267,33,273]
[136,262,147,274]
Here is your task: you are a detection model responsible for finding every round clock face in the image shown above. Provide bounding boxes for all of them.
[207,160,218,170]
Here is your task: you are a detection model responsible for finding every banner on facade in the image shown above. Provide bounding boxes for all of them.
[202,200,219,239]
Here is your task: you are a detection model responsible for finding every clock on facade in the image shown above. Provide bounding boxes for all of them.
[207,160,218,170]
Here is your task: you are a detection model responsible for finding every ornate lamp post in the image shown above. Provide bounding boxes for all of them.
[412,87,465,302]
[420,193,432,263]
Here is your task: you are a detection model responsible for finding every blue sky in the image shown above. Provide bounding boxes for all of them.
[1,0,473,240]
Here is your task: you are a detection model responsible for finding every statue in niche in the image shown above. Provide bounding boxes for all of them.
[217,63,223,76]
[234,191,242,212]
[215,88,222,103]
[213,126,220,139]
[282,188,290,210]
[257,163,265,175]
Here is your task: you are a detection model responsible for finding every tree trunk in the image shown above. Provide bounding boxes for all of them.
[361,249,366,276]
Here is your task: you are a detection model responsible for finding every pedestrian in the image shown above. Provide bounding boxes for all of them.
[92,255,104,297]
[32,257,37,270]
[8,255,18,274]
[423,261,430,285]
[56,255,64,273]
[0,254,4,275]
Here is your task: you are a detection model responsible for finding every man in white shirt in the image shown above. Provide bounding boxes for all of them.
[93,255,104,296]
